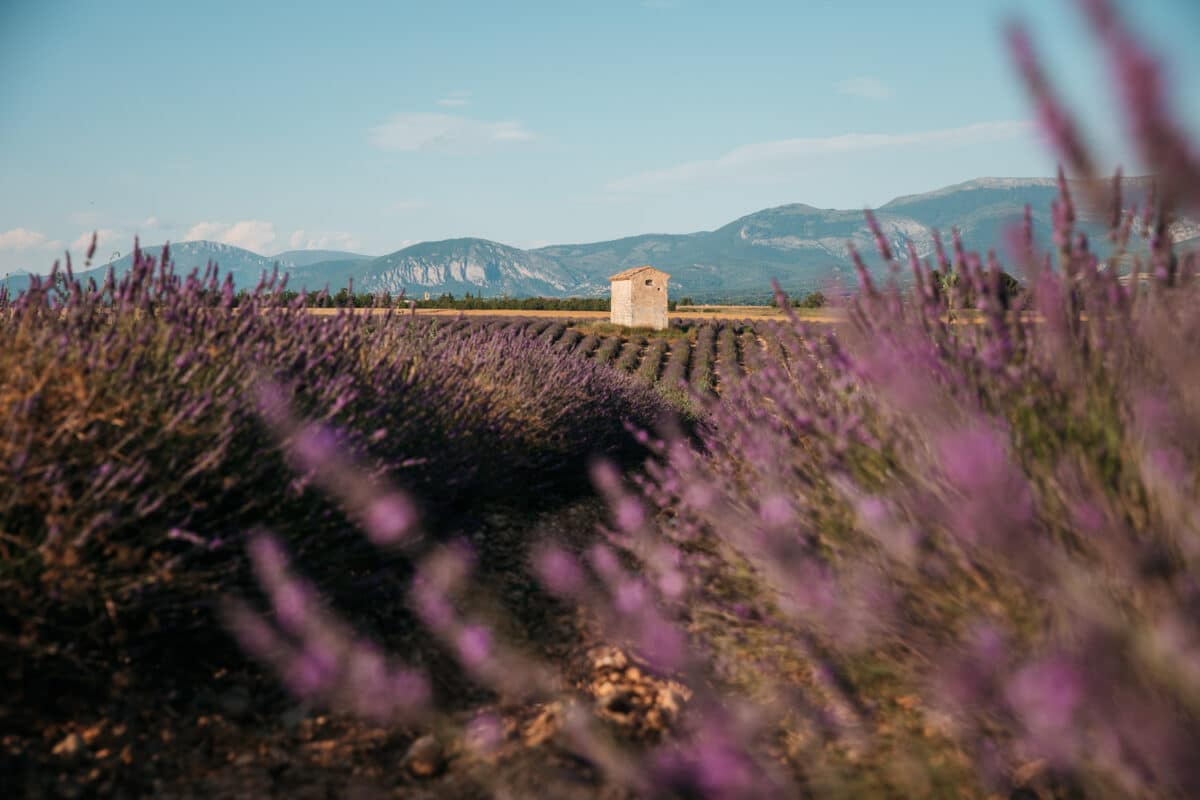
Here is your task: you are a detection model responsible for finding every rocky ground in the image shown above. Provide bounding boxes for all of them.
[3,498,692,799]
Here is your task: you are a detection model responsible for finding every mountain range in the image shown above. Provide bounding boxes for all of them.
[14,177,1197,301]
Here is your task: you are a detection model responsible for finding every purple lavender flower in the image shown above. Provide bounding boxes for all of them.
[456,625,492,670]
[532,545,585,596]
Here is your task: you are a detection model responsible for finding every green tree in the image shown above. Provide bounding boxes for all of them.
[798,291,826,309]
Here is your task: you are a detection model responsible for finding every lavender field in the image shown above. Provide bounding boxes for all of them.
[5,1,1200,798]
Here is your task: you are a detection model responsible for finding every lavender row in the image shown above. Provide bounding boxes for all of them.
[1,248,672,729]
[333,4,1200,792]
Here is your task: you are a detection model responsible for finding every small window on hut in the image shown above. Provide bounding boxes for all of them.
[644,278,653,286]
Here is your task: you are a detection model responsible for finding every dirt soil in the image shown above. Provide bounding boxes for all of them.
[3,498,689,799]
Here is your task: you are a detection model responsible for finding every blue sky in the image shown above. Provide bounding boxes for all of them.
[2,0,1198,273]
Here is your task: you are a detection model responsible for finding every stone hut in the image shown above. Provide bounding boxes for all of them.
[608,265,670,330]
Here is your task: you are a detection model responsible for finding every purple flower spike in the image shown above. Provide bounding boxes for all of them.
[1006,655,1085,756]
[865,208,893,262]
[614,496,646,533]
[1080,0,1200,213]
[254,381,291,427]
[272,580,313,634]
[284,641,339,698]
[247,533,289,581]
[456,625,492,670]
[532,545,584,596]
[758,494,794,528]
[411,578,455,630]
[588,543,621,579]
[614,579,646,614]
[847,243,877,296]
[225,602,283,661]
[362,492,417,546]
[589,459,623,495]
[290,424,341,474]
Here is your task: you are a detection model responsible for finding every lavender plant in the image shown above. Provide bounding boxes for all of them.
[563,1,1200,794]
[526,318,554,336]
[752,319,786,369]
[540,321,566,345]
[0,247,669,732]
[736,324,760,373]
[576,333,602,358]
[688,323,717,395]
[12,1,1200,797]
[593,334,623,365]
[660,337,691,389]
[616,337,646,372]
[637,339,669,384]
[557,328,583,352]
[714,324,740,390]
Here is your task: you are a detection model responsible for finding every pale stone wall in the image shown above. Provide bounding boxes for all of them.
[630,273,668,329]
[610,279,634,326]
[609,269,668,330]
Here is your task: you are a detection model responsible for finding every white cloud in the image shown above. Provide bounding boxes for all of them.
[605,120,1034,193]
[71,229,121,253]
[287,230,362,251]
[368,112,534,152]
[835,76,894,100]
[223,221,277,251]
[142,216,162,228]
[436,90,472,108]
[0,228,48,250]
[183,220,277,252]
[390,198,431,212]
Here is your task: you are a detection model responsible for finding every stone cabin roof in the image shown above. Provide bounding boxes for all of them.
[608,265,671,282]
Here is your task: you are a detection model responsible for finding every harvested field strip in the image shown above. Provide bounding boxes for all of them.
[593,336,622,364]
[756,321,786,365]
[716,324,740,389]
[738,328,760,373]
[660,338,690,390]
[576,335,601,358]
[689,324,717,394]
[615,338,644,372]
[637,339,669,383]
[435,316,800,400]
[557,329,582,351]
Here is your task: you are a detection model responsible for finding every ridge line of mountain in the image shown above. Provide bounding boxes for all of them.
[10,175,1190,300]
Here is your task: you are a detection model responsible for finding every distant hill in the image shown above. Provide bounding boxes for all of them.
[77,241,294,288]
[45,177,1194,301]
[526,176,1180,298]
[70,243,374,293]
[1,270,34,294]
[358,238,590,298]
[286,257,376,293]
[270,249,369,267]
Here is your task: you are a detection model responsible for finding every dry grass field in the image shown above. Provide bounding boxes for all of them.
[306,304,846,323]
